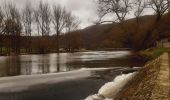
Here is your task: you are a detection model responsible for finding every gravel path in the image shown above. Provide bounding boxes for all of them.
[150,53,170,100]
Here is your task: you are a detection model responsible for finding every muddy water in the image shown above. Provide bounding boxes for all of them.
[0,51,146,100]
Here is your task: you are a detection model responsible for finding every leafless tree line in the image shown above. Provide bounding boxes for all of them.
[97,0,170,23]
[97,0,170,50]
[0,1,80,55]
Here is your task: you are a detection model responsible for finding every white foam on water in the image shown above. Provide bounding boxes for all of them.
[98,73,135,98]
[85,72,136,100]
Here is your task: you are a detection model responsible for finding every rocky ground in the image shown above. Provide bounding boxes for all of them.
[114,53,170,100]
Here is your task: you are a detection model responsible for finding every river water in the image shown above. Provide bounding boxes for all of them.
[0,51,146,100]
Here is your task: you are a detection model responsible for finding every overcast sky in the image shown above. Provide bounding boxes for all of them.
[0,0,155,30]
[0,0,99,29]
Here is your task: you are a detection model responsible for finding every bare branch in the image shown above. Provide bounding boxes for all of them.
[52,5,66,35]
[34,1,51,36]
[65,12,80,33]
[148,0,169,21]
[0,7,4,34]
[22,2,33,36]
[97,0,132,24]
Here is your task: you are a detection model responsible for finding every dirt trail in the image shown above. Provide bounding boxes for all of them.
[150,53,170,100]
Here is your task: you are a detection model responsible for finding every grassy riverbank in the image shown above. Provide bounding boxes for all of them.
[141,48,170,59]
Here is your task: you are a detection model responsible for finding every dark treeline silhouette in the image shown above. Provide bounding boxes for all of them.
[0,0,170,55]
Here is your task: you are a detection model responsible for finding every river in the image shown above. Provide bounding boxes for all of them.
[0,51,146,100]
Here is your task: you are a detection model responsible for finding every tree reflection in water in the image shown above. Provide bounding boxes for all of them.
[0,51,146,77]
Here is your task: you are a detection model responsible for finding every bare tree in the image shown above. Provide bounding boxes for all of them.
[3,3,22,54]
[22,2,33,37]
[0,6,4,53]
[43,3,51,36]
[134,0,147,24]
[97,0,132,24]
[141,0,170,47]
[52,5,66,53]
[148,0,169,21]
[0,7,4,34]
[33,1,51,53]
[123,0,148,50]
[34,9,40,36]
[34,1,51,36]
[97,0,133,48]
[168,0,170,12]
[22,2,33,52]
[4,3,22,35]
[64,11,80,52]
[65,12,80,33]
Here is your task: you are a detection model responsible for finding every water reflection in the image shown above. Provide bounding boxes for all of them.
[6,56,21,76]
[0,51,146,77]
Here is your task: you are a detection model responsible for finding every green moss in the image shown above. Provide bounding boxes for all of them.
[141,48,170,60]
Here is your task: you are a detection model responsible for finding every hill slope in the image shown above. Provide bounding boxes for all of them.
[72,14,170,50]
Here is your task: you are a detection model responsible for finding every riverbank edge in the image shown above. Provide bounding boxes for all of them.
[114,52,170,100]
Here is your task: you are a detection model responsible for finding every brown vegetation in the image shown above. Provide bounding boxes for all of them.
[0,0,170,55]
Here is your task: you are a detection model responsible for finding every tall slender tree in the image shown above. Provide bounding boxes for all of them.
[134,0,147,24]
[64,11,80,51]
[22,2,33,37]
[34,1,51,53]
[52,5,66,53]
[34,1,51,36]
[0,7,4,34]
[22,2,33,52]
[0,7,4,53]
[4,3,22,55]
